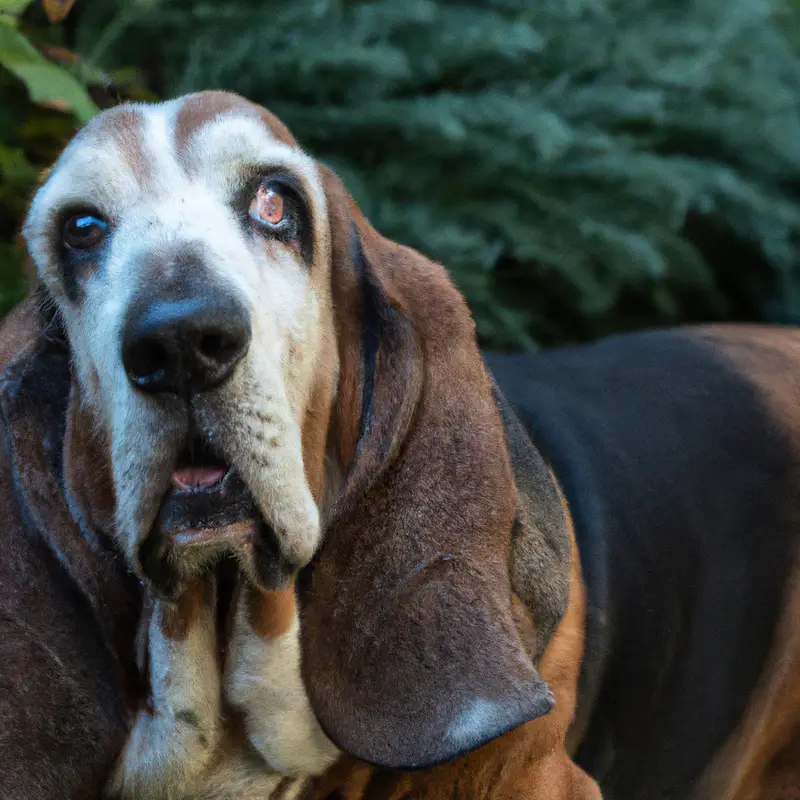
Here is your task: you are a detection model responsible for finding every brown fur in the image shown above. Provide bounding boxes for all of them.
[173,91,298,162]
[320,166,369,484]
[247,588,297,641]
[303,525,599,799]
[692,549,800,800]
[97,107,150,186]
[0,299,39,367]
[0,94,592,798]
[300,323,337,505]
[0,299,138,797]
[158,581,211,641]
[679,327,800,800]
[295,166,582,782]
[63,387,115,536]
[494,380,572,661]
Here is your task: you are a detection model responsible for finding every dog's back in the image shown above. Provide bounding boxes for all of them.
[486,325,800,799]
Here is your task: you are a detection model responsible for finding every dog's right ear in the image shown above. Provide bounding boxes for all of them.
[297,166,557,771]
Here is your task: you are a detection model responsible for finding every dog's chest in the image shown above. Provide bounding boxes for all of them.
[107,582,337,800]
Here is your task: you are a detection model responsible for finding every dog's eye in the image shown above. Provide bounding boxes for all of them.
[250,183,286,229]
[63,214,109,250]
[245,178,307,256]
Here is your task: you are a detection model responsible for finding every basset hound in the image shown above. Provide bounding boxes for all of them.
[2,90,799,799]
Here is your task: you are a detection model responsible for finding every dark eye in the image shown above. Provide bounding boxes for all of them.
[249,182,288,230]
[63,213,109,250]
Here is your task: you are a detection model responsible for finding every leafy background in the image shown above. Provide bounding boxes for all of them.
[3,0,800,349]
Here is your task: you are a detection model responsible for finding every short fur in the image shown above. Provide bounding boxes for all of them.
[487,329,800,799]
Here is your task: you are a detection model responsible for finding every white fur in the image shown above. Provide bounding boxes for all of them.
[107,589,222,799]
[225,587,339,776]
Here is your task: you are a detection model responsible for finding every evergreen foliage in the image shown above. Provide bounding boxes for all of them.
[0,0,97,315]
[3,0,800,347]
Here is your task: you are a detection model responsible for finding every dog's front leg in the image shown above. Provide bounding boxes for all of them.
[224,583,339,777]
[106,580,222,800]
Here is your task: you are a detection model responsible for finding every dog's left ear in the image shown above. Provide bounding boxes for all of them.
[297,167,557,770]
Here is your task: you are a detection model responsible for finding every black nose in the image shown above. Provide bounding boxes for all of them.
[122,291,251,395]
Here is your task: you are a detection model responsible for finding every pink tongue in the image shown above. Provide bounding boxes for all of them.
[171,466,226,490]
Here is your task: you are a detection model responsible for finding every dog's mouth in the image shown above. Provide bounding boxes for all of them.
[162,439,248,546]
[139,436,292,596]
[171,439,229,493]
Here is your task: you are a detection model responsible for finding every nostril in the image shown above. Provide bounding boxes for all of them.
[199,329,248,366]
[126,338,170,387]
[199,332,228,360]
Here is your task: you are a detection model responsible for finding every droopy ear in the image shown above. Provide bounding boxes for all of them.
[297,166,555,770]
[490,378,572,661]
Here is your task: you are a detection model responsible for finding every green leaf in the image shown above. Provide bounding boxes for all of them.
[0,141,38,185]
[0,0,32,17]
[0,23,97,122]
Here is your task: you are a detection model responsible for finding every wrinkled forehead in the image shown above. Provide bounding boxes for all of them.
[32,91,312,214]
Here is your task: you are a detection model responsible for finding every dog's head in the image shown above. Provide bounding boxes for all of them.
[24,93,334,596]
[22,91,572,771]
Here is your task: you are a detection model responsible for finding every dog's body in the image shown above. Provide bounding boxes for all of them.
[488,329,800,800]
[2,92,799,799]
